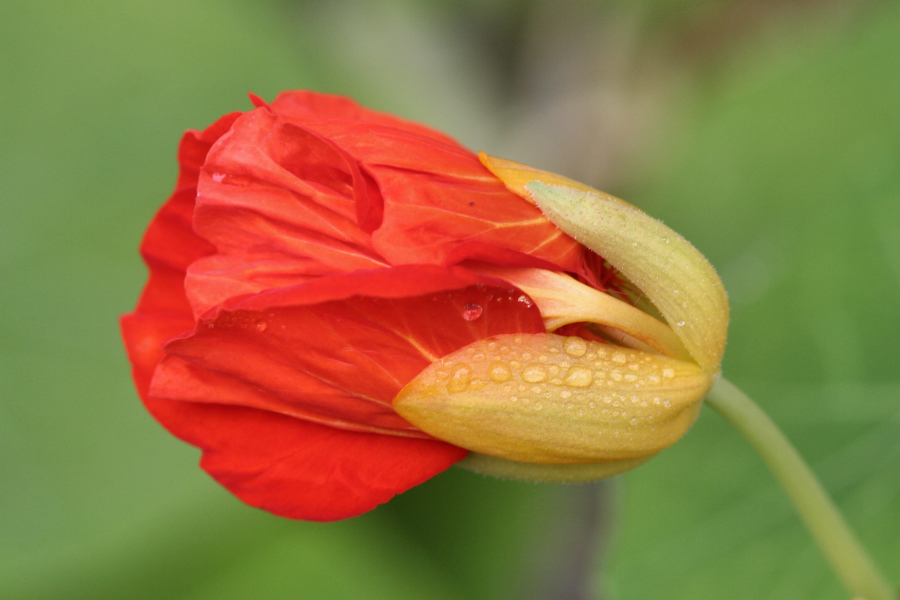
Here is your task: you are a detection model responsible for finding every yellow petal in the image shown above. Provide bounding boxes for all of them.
[480,154,729,374]
[393,333,711,465]
[472,265,691,362]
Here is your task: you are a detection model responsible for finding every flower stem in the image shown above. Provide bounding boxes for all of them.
[704,377,895,600]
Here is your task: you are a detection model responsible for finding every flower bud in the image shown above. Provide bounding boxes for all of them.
[393,155,729,482]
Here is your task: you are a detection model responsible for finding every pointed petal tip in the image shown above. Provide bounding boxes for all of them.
[479,152,615,206]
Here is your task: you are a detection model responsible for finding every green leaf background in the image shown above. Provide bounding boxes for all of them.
[1,1,897,598]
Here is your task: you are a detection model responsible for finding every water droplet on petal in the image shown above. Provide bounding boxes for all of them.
[447,363,471,393]
[564,366,593,388]
[521,364,548,383]
[517,295,534,308]
[462,303,483,321]
[563,336,587,357]
[255,321,267,332]
[489,364,512,383]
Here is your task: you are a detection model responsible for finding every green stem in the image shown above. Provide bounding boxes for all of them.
[705,377,894,600]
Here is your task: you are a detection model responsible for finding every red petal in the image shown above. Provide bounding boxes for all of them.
[185,109,388,318]
[153,265,544,436]
[121,313,196,397]
[305,122,584,269]
[135,112,241,315]
[162,401,467,521]
[121,312,464,521]
[267,90,463,148]
[141,265,541,520]
[265,91,586,271]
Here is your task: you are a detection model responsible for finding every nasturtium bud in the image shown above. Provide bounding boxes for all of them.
[393,155,729,482]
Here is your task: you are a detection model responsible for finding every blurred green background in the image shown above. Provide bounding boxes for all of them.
[2,1,898,598]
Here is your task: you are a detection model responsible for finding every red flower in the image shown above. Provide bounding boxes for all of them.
[121,91,609,521]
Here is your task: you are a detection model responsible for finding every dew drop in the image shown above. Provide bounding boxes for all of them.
[489,364,513,383]
[447,363,471,393]
[469,378,487,391]
[676,321,686,327]
[517,295,534,308]
[255,321,267,332]
[564,366,593,388]
[534,402,543,411]
[462,303,483,321]
[521,365,548,383]
[563,336,587,358]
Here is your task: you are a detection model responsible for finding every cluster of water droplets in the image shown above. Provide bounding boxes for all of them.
[396,332,709,461]
[421,334,700,427]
